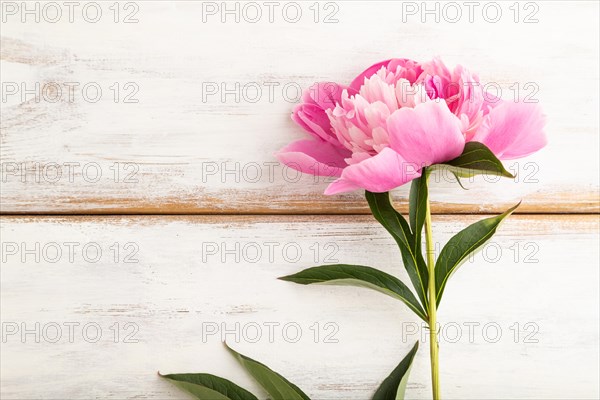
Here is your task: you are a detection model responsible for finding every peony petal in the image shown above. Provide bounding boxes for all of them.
[304,82,346,110]
[324,179,362,194]
[349,58,422,94]
[292,104,339,146]
[471,101,547,160]
[276,139,350,177]
[349,59,394,93]
[387,101,466,167]
[324,147,422,195]
[482,90,503,111]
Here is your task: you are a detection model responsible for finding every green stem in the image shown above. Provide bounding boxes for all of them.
[424,179,441,400]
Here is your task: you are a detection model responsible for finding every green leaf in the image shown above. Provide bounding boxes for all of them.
[435,202,520,306]
[279,264,427,321]
[433,142,514,179]
[408,172,428,256]
[225,343,310,400]
[372,342,419,400]
[451,172,469,190]
[159,373,258,400]
[365,191,429,310]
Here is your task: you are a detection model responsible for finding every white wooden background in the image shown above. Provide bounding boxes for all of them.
[1,1,599,399]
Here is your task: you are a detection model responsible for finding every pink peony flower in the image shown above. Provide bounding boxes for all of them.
[277,58,547,194]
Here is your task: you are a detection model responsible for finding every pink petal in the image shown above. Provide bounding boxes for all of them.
[276,139,350,177]
[471,101,547,160]
[349,59,422,93]
[482,90,503,111]
[324,147,422,195]
[349,59,394,93]
[304,82,346,110]
[387,101,466,167]
[292,103,338,145]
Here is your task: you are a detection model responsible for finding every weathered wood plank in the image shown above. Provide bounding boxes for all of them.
[1,1,598,214]
[1,215,598,399]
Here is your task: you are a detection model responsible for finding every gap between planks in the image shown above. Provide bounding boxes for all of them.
[1,212,599,217]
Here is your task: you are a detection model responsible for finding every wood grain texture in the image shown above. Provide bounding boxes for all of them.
[1,215,598,399]
[1,1,599,214]
[1,2,599,399]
